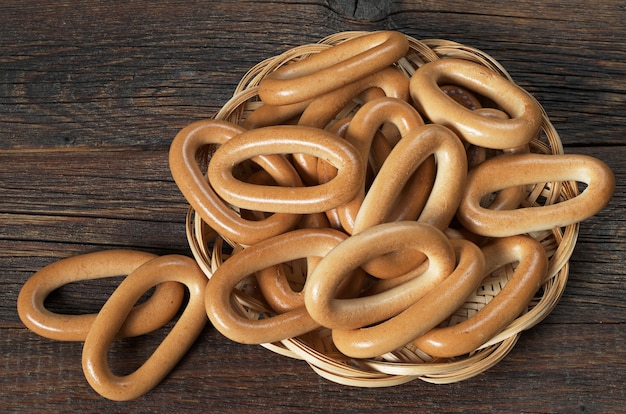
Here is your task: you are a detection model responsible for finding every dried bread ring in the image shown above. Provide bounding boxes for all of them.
[208,125,364,215]
[457,153,615,237]
[81,255,207,401]
[330,236,485,359]
[304,222,456,330]
[169,120,302,245]
[410,58,542,149]
[258,31,409,106]
[414,234,548,357]
[204,228,348,344]
[17,250,184,342]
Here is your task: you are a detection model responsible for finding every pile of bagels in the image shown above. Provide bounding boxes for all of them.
[18,31,615,400]
[170,30,614,359]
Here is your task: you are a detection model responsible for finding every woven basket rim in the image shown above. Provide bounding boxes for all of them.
[184,31,580,385]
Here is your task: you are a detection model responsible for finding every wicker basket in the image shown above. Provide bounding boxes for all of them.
[184,31,579,386]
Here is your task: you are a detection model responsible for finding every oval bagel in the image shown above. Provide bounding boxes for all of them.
[81,255,207,401]
[208,125,365,215]
[457,153,615,237]
[410,58,542,149]
[258,31,409,106]
[17,250,184,342]
[204,228,349,344]
[169,119,302,245]
[304,222,456,330]
[331,237,485,359]
[414,234,548,357]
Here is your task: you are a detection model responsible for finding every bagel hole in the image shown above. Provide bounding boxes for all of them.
[239,208,274,221]
[254,259,308,313]
[576,181,589,193]
[280,257,308,293]
[107,286,192,376]
[44,277,155,316]
[233,157,308,189]
[235,273,280,317]
[440,84,498,111]
[479,192,499,209]
[442,261,519,329]
[197,143,220,171]
[232,159,264,183]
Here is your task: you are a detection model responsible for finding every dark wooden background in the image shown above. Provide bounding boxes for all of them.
[1,1,624,412]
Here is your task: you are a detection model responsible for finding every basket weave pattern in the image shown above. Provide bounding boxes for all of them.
[185,31,579,386]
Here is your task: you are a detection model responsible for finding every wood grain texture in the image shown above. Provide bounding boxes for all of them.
[1,0,624,412]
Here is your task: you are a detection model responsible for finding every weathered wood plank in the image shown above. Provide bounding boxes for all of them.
[1,1,625,149]
[1,323,624,412]
[0,1,333,149]
[0,148,187,221]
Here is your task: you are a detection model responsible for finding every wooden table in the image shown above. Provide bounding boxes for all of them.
[1,1,624,412]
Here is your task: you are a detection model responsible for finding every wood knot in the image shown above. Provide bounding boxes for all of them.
[328,0,389,22]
